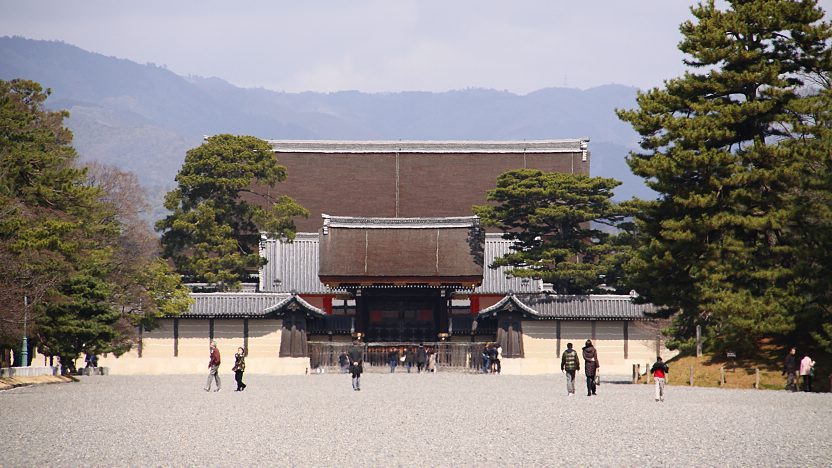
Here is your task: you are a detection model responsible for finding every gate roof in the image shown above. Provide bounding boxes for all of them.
[318,215,484,288]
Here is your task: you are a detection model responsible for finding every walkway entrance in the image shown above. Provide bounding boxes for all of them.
[308,342,486,373]
[355,288,450,343]
[366,297,435,342]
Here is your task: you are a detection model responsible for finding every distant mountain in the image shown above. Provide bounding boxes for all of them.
[0,36,653,219]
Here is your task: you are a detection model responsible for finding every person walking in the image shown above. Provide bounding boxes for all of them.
[388,347,399,373]
[232,347,247,391]
[651,356,669,402]
[487,345,499,374]
[481,343,491,374]
[582,339,600,396]
[560,342,581,396]
[800,354,816,392]
[405,346,415,373]
[204,341,221,392]
[783,347,799,392]
[493,345,502,374]
[416,343,427,373]
[427,349,436,373]
[348,340,364,391]
[338,351,349,374]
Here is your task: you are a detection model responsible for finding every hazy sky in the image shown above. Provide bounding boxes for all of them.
[3,0,831,93]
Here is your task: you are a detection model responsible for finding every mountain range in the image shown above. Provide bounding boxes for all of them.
[0,36,652,220]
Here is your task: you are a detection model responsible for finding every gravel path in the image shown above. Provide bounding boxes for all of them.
[1,373,830,467]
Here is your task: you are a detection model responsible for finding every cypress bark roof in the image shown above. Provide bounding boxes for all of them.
[318,216,484,287]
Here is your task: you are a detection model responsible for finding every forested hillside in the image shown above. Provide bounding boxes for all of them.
[0,36,650,219]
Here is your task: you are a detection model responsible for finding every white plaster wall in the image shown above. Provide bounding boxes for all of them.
[499,320,557,375]
[502,320,676,376]
[95,318,311,375]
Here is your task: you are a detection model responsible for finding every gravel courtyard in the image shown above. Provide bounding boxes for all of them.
[1,373,830,467]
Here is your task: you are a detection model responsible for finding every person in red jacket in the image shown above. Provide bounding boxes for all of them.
[204,341,221,392]
[650,356,669,402]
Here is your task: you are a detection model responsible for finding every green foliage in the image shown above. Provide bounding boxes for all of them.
[617,0,832,354]
[157,134,308,290]
[784,87,832,352]
[474,169,636,294]
[0,79,189,371]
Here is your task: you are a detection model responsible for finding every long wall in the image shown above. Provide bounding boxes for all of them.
[94,318,308,376]
[92,318,673,376]
[501,320,677,376]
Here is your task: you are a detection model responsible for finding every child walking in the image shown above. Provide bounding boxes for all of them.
[650,356,669,402]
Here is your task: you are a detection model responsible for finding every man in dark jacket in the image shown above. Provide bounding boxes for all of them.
[582,340,600,396]
[405,347,415,373]
[416,344,427,373]
[387,347,399,373]
[783,347,799,392]
[348,341,364,391]
[560,342,580,396]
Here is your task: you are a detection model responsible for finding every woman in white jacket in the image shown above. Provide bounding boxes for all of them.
[799,355,815,392]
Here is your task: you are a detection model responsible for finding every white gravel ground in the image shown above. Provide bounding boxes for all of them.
[1,373,830,467]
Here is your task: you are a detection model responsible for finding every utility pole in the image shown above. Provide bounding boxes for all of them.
[20,295,29,367]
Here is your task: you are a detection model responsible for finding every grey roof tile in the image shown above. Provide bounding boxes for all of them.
[259,233,333,294]
[183,292,325,318]
[478,294,655,320]
[260,232,533,294]
[474,234,542,294]
[186,293,290,318]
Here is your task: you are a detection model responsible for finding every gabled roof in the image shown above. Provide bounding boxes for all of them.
[478,294,656,321]
[477,294,542,319]
[263,294,326,318]
[182,292,324,319]
[269,139,588,154]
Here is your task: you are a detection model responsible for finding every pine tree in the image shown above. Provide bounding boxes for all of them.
[617,0,832,354]
[0,79,190,371]
[474,170,635,294]
[785,86,832,352]
[157,135,308,290]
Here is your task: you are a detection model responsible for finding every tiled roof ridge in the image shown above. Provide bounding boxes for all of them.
[515,293,641,301]
[268,139,589,154]
[322,214,480,230]
[189,292,288,297]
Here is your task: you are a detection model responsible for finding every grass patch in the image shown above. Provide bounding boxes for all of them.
[649,354,786,390]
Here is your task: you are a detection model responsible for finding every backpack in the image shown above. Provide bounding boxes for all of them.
[563,349,578,371]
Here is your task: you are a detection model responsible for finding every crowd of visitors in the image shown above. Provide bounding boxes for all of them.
[199,340,821,398]
[480,343,502,374]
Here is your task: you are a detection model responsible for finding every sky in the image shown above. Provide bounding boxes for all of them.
[2,0,831,94]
